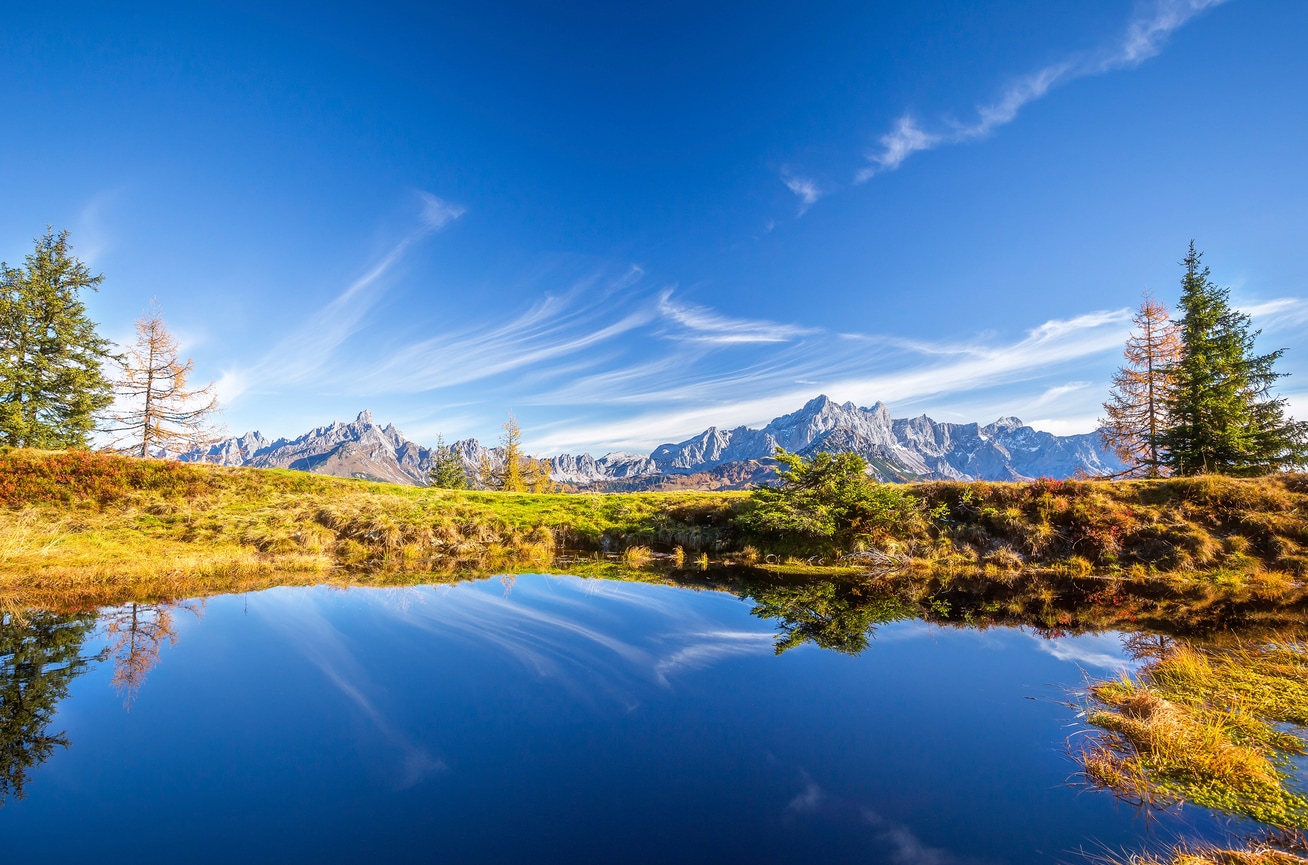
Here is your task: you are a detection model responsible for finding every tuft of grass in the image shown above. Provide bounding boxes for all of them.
[1108,842,1308,865]
[1080,640,1308,828]
[623,545,653,567]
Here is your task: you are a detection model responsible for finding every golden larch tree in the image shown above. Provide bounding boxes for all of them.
[104,301,221,456]
[101,600,196,708]
[1100,292,1182,477]
[494,414,553,493]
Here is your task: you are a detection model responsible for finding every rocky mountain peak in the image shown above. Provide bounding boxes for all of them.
[177,396,1123,488]
[987,416,1025,434]
[801,394,835,413]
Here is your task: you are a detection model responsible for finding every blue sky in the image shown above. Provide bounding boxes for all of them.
[3,0,1306,455]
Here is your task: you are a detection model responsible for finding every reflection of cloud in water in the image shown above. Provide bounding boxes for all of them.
[254,593,446,789]
[653,630,775,684]
[785,780,824,815]
[867,620,943,643]
[1029,632,1136,671]
[863,811,971,865]
[392,576,777,702]
[783,771,977,864]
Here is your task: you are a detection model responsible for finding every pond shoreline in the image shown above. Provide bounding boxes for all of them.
[3,449,1307,623]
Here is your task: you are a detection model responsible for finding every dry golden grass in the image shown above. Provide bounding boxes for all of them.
[0,448,747,603]
[4,449,1308,612]
[1081,641,1308,828]
[1117,845,1308,865]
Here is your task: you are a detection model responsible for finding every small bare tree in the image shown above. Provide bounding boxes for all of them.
[104,301,221,457]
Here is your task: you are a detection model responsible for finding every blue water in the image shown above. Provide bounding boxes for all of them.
[1,575,1240,863]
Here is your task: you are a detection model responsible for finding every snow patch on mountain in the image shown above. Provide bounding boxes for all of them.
[175,396,1122,487]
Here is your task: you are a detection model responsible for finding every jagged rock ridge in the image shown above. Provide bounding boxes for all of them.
[175,396,1122,488]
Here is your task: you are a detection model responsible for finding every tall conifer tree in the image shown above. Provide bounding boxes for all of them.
[0,230,114,448]
[428,435,468,489]
[1159,242,1307,475]
[1101,292,1181,477]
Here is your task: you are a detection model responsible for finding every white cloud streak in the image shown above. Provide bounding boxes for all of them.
[657,290,819,344]
[357,291,654,393]
[220,192,464,403]
[528,308,1133,453]
[780,170,823,214]
[855,0,1230,182]
[1240,297,1308,331]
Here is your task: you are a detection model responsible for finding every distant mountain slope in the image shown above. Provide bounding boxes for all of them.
[175,410,490,486]
[176,396,1122,487]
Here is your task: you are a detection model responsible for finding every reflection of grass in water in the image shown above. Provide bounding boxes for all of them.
[1081,641,1308,829]
[622,545,653,567]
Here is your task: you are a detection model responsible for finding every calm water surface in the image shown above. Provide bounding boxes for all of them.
[1,574,1247,863]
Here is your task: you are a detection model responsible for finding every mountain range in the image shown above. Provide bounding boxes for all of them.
[175,396,1123,488]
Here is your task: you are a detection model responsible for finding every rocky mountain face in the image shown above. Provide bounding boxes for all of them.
[552,396,1121,484]
[175,396,1122,488]
[174,410,502,486]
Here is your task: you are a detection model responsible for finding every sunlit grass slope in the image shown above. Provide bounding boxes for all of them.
[3,449,1308,607]
[0,448,743,605]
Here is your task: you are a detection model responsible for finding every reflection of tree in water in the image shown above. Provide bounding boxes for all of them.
[743,580,912,655]
[101,601,198,707]
[0,609,102,806]
[1120,632,1174,662]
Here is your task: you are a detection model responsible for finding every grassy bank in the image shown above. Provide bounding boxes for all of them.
[1081,640,1308,828]
[1080,638,1308,865]
[0,448,744,606]
[3,449,1308,606]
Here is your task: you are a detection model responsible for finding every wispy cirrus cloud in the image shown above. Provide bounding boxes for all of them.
[657,290,819,344]
[323,281,819,399]
[1239,296,1308,331]
[855,0,1229,182]
[74,188,125,265]
[357,284,654,394]
[526,308,1134,453]
[780,169,823,214]
[219,192,463,403]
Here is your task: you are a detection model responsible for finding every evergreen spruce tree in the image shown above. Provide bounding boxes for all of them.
[428,435,468,489]
[1159,242,1307,475]
[0,230,115,448]
[0,609,101,804]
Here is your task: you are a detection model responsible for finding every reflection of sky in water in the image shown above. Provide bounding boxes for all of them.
[2,576,1242,863]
